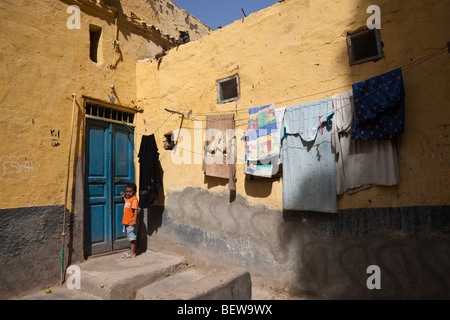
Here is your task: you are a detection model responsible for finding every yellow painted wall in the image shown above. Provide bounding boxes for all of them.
[136,0,450,210]
[0,0,210,209]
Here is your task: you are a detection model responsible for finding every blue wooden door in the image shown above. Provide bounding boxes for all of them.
[111,123,135,251]
[85,119,135,256]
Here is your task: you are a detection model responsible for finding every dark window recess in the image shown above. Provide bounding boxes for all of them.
[347,29,383,66]
[104,108,111,119]
[89,25,102,63]
[91,104,98,116]
[85,103,91,115]
[85,102,135,124]
[179,31,190,43]
[217,75,240,104]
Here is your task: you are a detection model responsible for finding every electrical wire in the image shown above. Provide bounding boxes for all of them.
[185,46,447,119]
[125,45,447,158]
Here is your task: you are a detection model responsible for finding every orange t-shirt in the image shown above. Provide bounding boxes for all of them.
[122,196,139,225]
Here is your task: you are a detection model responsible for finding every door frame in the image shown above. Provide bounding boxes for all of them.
[83,98,137,257]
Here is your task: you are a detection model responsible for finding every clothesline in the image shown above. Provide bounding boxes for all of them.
[180,82,380,129]
[183,45,446,129]
[184,46,447,118]
[130,45,446,139]
[160,145,247,164]
[153,46,446,208]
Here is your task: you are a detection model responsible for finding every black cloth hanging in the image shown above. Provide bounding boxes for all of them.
[138,134,162,208]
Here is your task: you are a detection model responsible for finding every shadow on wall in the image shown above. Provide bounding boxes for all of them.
[204,175,227,189]
[102,0,124,13]
[146,1,450,299]
[244,175,276,198]
[161,187,450,299]
[142,161,166,238]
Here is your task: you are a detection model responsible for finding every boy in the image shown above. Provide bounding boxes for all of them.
[120,183,139,259]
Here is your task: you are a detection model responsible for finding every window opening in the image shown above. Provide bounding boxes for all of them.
[85,102,135,125]
[217,74,240,104]
[91,104,98,116]
[347,28,383,66]
[98,106,104,118]
[104,108,111,120]
[89,25,102,63]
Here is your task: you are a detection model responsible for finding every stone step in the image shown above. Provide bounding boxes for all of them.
[136,267,252,300]
[17,249,252,300]
[78,250,188,300]
[136,269,203,299]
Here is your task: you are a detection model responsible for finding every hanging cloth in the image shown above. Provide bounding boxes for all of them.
[244,104,281,177]
[282,98,338,213]
[275,107,286,164]
[202,114,236,190]
[331,91,400,195]
[351,68,405,140]
[138,134,162,208]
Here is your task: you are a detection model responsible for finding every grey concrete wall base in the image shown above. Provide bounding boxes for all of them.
[159,187,450,300]
[0,205,83,299]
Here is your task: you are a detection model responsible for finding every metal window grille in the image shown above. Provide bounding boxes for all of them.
[85,102,135,125]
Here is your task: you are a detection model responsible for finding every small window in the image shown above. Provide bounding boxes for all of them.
[217,74,240,104]
[347,28,383,66]
[89,25,102,63]
[85,102,135,125]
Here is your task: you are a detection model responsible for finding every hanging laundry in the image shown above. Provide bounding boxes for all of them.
[202,114,236,190]
[331,91,400,195]
[282,98,338,213]
[244,104,281,177]
[351,68,405,140]
[275,107,286,164]
[138,134,162,208]
[331,90,354,153]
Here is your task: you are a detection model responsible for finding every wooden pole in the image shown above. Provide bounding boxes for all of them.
[60,93,77,286]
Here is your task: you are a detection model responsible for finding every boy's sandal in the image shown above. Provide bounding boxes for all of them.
[121,251,131,258]
[121,252,136,259]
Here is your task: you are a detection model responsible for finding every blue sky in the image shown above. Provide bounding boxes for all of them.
[172,0,280,29]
